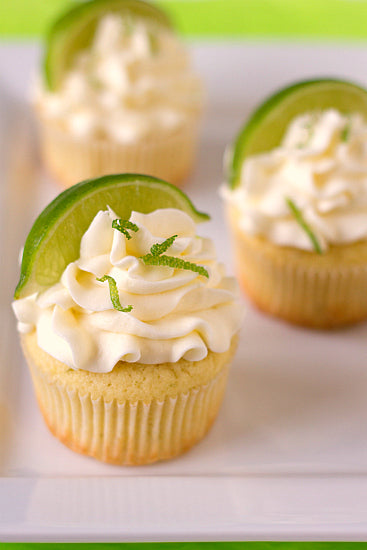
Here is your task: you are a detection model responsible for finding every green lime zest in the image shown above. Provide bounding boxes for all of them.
[148,30,159,54]
[286,197,323,254]
[141,235,209,278]
[96,275,133,312]
[124,15,135,36]
[150,234,177,256]
[142,253,209,277]
[297,113,317,149]
[297,128,314,149]
[228,79,367,188]
[112,219,139,239]
[341,120,351,142]
[14,174,209,300]
[44,0,173,90]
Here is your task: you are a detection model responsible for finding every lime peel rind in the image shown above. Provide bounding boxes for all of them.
[228,78,367,188]
[14,174,209,299]
[44,0,172,90]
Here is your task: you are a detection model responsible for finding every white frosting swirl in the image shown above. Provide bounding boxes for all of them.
[222,109,367,252]
[35,14,204,142]
[13,209,242,372]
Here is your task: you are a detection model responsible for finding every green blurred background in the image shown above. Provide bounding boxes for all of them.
[1,0,367,40]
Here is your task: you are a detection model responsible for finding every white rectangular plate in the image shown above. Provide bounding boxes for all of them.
[2,41,367,542]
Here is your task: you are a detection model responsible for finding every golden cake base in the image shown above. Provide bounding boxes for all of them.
[21,331,238,465]
[228,209,367,329]
[38,117,201,189]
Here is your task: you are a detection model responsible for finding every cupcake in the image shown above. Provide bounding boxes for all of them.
[222,79,367,328]
[13,175,242,464]
[34,0,204,188]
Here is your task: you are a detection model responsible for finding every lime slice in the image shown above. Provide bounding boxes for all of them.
[44,0,172,90]
[227,78,367,188]
[14,174,209,299]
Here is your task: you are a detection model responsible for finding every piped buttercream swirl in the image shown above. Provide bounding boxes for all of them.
[222,109,367,252]
[35,14,204,142]
[13,209,242,372]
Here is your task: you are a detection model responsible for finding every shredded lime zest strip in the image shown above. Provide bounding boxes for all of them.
[341,121,351,142]
[141,235,209,278]
[112,219,139,240]
[142,253,209,277]
[297,113,317,149]
[286,198,323,254]
[96,275,133,312]
[148,30,159,54]
[297,128,314,149]
[150,234,178,256]
[124,16,135,36]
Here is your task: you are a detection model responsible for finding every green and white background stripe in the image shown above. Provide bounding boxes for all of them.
[1,0,367,40]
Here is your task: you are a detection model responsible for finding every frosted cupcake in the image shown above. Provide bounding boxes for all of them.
[34,0,204,188]
[222,79,367,328]
[13,175,242,464]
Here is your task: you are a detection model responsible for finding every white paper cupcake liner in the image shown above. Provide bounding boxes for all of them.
[29,360,229,465]
[230,224,367,328]
[38,117,201,188]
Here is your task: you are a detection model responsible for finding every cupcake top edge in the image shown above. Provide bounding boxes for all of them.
[13,207,243,372]
[222,108,367,253]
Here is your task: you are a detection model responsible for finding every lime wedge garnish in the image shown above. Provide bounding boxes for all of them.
[44,0,172,90]
[227,78,367,188]
[14,174,209,299]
